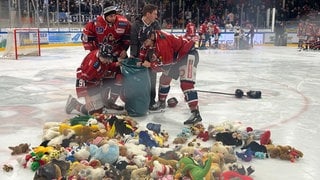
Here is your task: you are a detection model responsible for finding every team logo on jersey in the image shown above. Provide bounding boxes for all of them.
[96,26,104,34]
[118,21,127,27]
[103,34,115,45]
[93,61,100,69]
[115,28,125,34]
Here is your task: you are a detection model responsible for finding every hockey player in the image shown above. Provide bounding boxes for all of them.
[81,1,131,110]
[65,44,123,115]
[140,30,202,125]
[297,21,306,50]
[184,19,196,41]
[198,20,209,49]
[211,23,221,49]
[246,23,255,48]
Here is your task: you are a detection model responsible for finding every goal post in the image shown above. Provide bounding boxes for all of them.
[1,28,41,60]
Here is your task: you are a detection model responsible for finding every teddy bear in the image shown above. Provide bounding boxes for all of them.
[146,155,178,168]
[8,143,31,155]
[131,167,150,180]
[89,139,119,165]
[78,166,105,179]
[2,164,13,172]
[265,144,303,162]
[210,141,237,164]
[67,161,87,179]
[42,122,61,141]
[202,151,224,179]
[33,159,70,180]
[173,136,188,144]
[73,144,91,161]
[207,121,243,138]
[150,160,174,179]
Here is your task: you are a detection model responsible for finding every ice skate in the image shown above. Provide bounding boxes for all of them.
[105,100,124,111]
[149,101,166,111]
[183,109,202,125]
[65,95,78,114]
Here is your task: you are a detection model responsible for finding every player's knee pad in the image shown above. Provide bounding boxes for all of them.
[159,85,170,100]
[184,89,198,103]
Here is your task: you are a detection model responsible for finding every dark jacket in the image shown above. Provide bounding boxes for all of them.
[130,17,161,58]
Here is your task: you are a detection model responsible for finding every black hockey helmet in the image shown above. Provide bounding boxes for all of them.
[103,1,117,17]
[99,44,113,59]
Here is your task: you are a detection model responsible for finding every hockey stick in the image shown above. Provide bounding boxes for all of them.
[196,89,245,98]
[196,89,262,99]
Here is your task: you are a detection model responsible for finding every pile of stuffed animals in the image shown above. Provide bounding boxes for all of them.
[3,113,303,179]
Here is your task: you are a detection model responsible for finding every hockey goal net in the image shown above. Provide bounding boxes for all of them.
[1,28,41,60]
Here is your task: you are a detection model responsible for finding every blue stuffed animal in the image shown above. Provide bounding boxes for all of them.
[89,140,119,165]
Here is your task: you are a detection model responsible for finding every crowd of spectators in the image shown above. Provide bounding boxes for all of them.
[12,0,320,29]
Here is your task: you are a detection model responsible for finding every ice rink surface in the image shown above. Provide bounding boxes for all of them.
[0,45,319,179]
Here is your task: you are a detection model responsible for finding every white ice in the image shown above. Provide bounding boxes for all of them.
[0,46,319,180]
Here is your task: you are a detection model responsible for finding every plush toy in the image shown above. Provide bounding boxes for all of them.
[210,141,237,164]
[173,137,188,144]
[120,165,139,180]
[131,167,149,179]
[146,155,178,168]
[146,123,161,134]
[58,123,99,136]
[73,144,91,161]
[220,170,254,180]
[33,162,62,180]
[2,164,13,172]
[179,156,212,180]
[179,146,198,157]
[202,152,223,179]
[47,129,76,147]
[89,139,119,165]
[241,141,268,156]
[105,115,136,138]
[131,154,147,168]
[190,123,205,135]
[207,121,243,138]
[265,144,303,162]
[42,122,61,141]
[139,130,158,147]
[124,141,148,159]
[215,131,243,146]
[177,127,193,139]
[33,159,70,180]
[78,166,105,179]
[68,162,87,179]
[104,163,122,179]
[8,143,31,155]
[150,160,174,179]
[197,131,209,141]
[236,148,254,162]
[223,162,255,176]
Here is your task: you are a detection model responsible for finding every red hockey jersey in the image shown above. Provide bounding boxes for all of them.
[82,14,131,55]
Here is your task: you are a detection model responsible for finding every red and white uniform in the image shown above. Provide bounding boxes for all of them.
[148,30,199,111]
[184,22,196,40]
[152,31,195,67]
[76,49,118,97]
[198,22,208,36]
[82,14,131,56]
[212,24,221,36]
